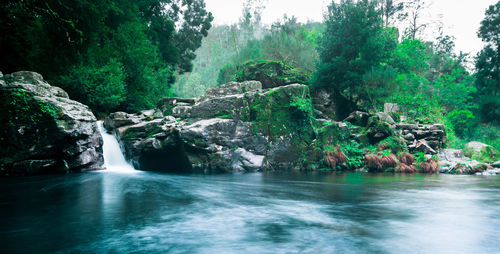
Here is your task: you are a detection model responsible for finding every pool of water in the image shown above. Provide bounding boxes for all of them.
[1,171,499,253]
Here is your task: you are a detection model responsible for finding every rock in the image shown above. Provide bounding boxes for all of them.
[395,123,446,151]
[311,87,358,120]
[190,94,245,119]
[375,112,395,125]
[344,111,370,127]
[0,71,3,78]
[437,149,487,174]
[384,103,400,114]
[172,106,192,118]
[200,81,262,100]
[157,97,196,116]
[492,161,500,168]
[0,71,103,176]
[233,60,309,89]
[106,82,316,173]
[465,141,489,152]
[104,111,143,130]
[409,139,436,155]
[463,141,498,163]
[365,114,394,144]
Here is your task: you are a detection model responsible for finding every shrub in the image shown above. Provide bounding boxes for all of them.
[446,109,477,138]
[364,154,382,172]
[396,164,417,173]
[418,158,438,173]
[378,136,408,154]
[399,153,415,166]
[58,59,126,114]
[364,153,397,172]
[325,146,347,170]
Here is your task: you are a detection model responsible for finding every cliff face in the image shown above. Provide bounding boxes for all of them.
[0,71,103,176]
[104,81,318,173]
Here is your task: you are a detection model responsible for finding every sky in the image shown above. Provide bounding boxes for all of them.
[203,0,498,56]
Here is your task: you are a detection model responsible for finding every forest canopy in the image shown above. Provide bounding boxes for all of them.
[0,0,213,113]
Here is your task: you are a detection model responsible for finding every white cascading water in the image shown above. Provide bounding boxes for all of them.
[97,121,135,172]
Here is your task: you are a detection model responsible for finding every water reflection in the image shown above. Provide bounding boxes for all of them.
[0,172,499,253]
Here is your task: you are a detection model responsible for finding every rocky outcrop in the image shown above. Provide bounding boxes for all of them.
[395,123,446,154]
[311,87,358,120]
[233,60,310,89]
[342,110,447,155]
[105,82,316,173]
[0,71,103,176]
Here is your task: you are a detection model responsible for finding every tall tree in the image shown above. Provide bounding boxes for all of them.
[377,0,406,28]
[475,0,500,124]
[314,0,397,109]
[405,0,428,40]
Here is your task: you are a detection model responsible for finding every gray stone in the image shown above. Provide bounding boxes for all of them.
[492,161,500,168]
[384,103,400,114]
[375,112,395,125]
[466,141,489,152]
[172,106,192,118]
[344,111,370,127]
[200,81,262,101]
[0,71,103,176]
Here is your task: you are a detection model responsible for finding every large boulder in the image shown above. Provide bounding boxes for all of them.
[311,87,358,120]
[105,82,316,173]
[395,123,446,152]
[0,71,103,176]
[463,141,499,163]
[233,60,310,89]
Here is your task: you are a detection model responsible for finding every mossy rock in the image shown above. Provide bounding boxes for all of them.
[234,60,311,88]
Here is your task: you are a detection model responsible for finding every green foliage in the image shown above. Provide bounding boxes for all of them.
[340,141,365,169]
[475,1,500,124]
[0,0,213,113]
[230,59,311,87]
[244,86,314,139]
[314,0,398,107]
[378,136,408,154]
[446,109,477,138]
[58,59,127,113]
[174,15,321,97]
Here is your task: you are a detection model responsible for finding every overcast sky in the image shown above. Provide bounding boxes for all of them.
[204,0,497,56]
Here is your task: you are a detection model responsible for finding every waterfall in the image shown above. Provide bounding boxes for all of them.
[97,121,135,172]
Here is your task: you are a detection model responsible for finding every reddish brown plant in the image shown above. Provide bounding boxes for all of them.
[419,158,438,173]
[399,153,415,166]
[364,154,382,172]
[396,164,417,173]
[380,154,398,169]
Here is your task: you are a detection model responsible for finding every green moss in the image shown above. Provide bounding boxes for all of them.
[377,136,408,154]
[214,110,234,119]
[233,59,311,85]
[123,125,163,140]
[243,85,314,141]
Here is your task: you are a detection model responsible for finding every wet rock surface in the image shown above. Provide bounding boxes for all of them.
[0,71,103,176]
[105,82,316,173]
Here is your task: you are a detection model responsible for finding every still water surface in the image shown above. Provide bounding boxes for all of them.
[1,171,499,253]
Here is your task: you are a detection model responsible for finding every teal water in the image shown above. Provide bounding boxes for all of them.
[1,171,499,253]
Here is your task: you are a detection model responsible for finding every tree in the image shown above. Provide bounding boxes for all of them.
[405,0,428,40]
[0,0,213,113]
[314,0,397,109]
[475,1,500,124]
[377,0,406,28]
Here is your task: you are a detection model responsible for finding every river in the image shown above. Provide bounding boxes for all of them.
[0,123,499,253]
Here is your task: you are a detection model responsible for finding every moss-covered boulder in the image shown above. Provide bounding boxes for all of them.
[0,71,103,176]
[105,82,317,172]
[233,60,311,89]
